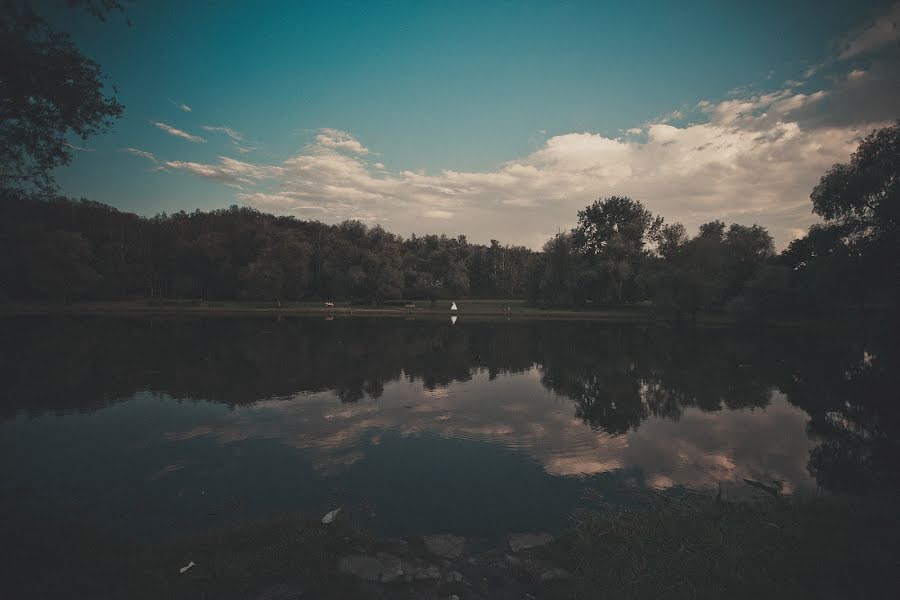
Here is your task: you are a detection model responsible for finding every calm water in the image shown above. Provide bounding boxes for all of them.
[1,316,896,542]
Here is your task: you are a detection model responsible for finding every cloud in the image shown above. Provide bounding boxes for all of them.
[424,210,453,219]
[201,125,243,142]
[158,11,899,251]
[164,88,883,249]
[152,121,206,143]
[314,128,369,154]
[161,368,817,493]
[169,99,192,112]
[837,2,900,60]
[121,147,157,162]
[164,156,274,186]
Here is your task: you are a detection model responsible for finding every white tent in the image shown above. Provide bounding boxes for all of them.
[450,301,457,310]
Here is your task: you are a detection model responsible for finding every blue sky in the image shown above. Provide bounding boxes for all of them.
[51,0,900,248]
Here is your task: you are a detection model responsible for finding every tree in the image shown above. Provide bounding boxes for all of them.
[28,229,99,302]
[811,123,899,238]
[727,265,792,324]
[807,122,900,306]
[573,196,663,303]
[0,1,124,192]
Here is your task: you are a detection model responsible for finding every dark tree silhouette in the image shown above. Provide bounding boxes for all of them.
[0,1,124,192]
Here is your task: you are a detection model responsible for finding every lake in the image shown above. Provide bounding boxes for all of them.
[1,315,896,544]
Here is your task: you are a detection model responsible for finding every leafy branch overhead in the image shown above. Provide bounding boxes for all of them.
[0,1,124,192]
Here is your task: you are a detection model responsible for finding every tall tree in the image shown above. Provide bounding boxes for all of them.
[808,122,900,306]
[573,196,663,303]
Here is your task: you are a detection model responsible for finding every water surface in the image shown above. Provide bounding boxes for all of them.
[1,316,895,541]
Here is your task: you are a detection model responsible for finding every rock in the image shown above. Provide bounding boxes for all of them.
[375,553,404,583]
[507,532,554,552]
[504,554,522,567]
[444,570,464,583]
[338,553,405,583]
[423,534,466,559]
[412,563,441,580]
[321,507,341,524]
[539,567,571,582]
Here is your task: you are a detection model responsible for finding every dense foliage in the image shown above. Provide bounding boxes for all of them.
[0,193,535,303]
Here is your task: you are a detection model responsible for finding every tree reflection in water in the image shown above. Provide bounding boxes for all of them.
[0,315,896,493]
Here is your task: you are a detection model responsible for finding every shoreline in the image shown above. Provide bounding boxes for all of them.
[3,492,897,599]
[0,300,836,328]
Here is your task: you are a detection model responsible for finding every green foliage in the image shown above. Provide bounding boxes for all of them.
[0,2,124,192]
[786,122,900,309]
[573,196,664,304]
[640,220,774,319]
[0,192,536,303]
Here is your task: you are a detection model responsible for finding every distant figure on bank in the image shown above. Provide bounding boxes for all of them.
[324,302,335,309]
[450,301,458,311]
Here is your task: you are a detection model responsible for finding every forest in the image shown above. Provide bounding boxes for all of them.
[1,121,897,320]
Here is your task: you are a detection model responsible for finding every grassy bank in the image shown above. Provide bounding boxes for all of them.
[560,492,900,599]
[0,298,765,326]
[4,493,897,599]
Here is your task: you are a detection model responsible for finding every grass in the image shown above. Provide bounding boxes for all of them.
[3,493,898,599]
[556,492,900,599]
[0,298,736,325]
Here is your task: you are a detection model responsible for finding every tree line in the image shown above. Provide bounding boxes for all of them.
[0,192,535,303]
[1,121,896,318]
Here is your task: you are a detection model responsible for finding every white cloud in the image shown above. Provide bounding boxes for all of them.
[424,210,453,219]
[169,99,193,112]
[314,128,369,154]
[164,156,273,186]
[158,7,900,256]
[152,121,206,143]
[838,2,900,59]
[121,147,157,162]
[201,125,243,142]
[162,369,817,493]
[162,89,884,250]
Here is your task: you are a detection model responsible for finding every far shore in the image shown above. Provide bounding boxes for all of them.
[0,298,876,329]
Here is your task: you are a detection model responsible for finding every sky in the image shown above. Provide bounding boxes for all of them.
[52,0,900,249]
